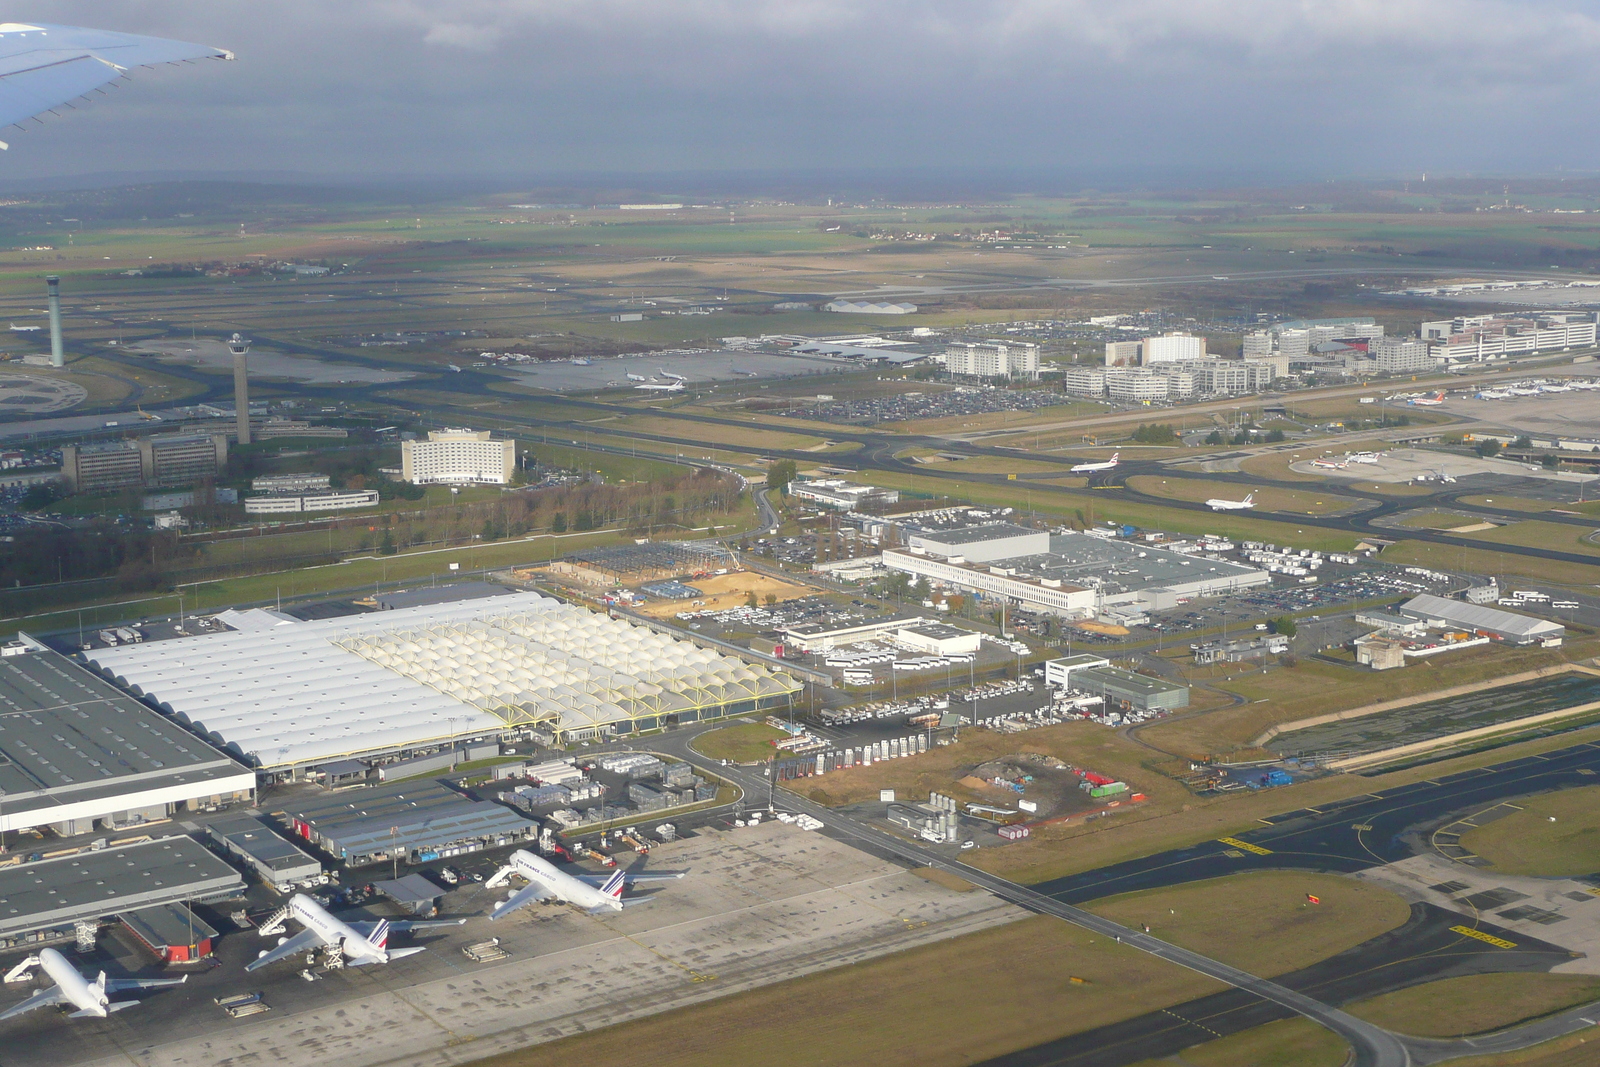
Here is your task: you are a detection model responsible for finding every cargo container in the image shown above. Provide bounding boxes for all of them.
[1088,782,1127,798]
[998,824,1030,840]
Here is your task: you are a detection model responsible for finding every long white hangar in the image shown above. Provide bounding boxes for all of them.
[86,590,798,779]
[0,640,254,835]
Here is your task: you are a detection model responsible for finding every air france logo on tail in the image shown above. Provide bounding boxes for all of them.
[601,870,627,898]
[367,919,391,948]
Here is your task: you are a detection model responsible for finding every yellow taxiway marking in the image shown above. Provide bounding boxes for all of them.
[1217,837,1272,856]
[1451,925,1515,949]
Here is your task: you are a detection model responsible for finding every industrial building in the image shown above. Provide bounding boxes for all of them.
[0,836,243,945]
[895,622,982,656]
[1143,333,1206,364]
[86,590,798,774]
[886,526,1269,617]
[1397,594,1565,647]
[1422,312,1596,363]
[60,432,229,492]
[401,428,516,485]
[0,643,255,836]
[1042,656,1188,711]
[789,478,900,511]
[121,902,219,962]
[252,472,331,493]
[275,779,535,867]
[205,812,323,889]
[244,488,380,514]
[823,300,917,315]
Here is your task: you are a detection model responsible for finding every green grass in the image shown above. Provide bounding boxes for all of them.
[1348,973,1600,1038]
[1083,870,1411,978]
[1380,540,1600,588]
[689,722,791,763]
[1125,475,1361,516]
[1458,784,1600,876]
[1466,519,1600,558]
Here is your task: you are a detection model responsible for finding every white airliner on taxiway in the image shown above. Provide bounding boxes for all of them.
[1205,492,1255,511]
[1408,391,1447,406]
[488,849,684,920]
[0,948,185,1021]
[634,379,684,392]
[245,894,463,972]
[1070,452,1119,473]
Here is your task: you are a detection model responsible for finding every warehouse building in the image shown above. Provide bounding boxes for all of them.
[86,591,797,775]
[120,902,219,963]
[401,428,515,485]
[0,836,243,945]
[275,780,534,867]
[205,812,323,889]
[0,643,254,835]
[887,526,1268,617]
[1072,666,1189,712]
[1397,594,1565,647]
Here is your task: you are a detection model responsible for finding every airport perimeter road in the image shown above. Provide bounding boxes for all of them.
[649,730,1408,1067]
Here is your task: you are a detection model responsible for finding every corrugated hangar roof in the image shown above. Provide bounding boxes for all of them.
[86,591,798,771]
[1399,593,1564,639]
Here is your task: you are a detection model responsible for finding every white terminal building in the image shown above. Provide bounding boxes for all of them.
[401,429,516,485]
[939,342,1040,380]
[885,523,1270,617]
[84,591,798,777]
[245,489,380,514]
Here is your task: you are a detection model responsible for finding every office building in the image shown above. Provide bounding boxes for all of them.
[1105,368,1169,402]
[60,440,144,492]
[789,478,899,511]
[252,472,332,493]
[1062,367,1107,396]
[1142,333,1205,364]
[942,342,1040,379]
[1371,337,1435,373]
[401,429,516,485]
[1421,313,1596,363]
[244,488,380,514]
[143,432,229,487]
[1104,339,1142,367]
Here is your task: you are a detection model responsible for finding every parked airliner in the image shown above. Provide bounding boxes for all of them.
[1408,391,1446,406]
[488,849,684,920]
[0,948,184,1021]
[245,894,461,972]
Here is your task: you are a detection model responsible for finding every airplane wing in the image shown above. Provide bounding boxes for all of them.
[490,881,556,920]
[575,871,685,886]
[105,975,187,993]
[347,918,466,936]
[0,23,231,139]
[244,927,327,972]
[0,986,68,1021]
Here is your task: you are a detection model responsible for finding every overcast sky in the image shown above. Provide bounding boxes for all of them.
[9,1,1600,187]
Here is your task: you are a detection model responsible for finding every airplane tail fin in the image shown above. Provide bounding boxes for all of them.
[366,919,390,949]
[600,869,627,899]
[95,971,107,994]
[1109,452,1119,462]
[1243,493,1254,505]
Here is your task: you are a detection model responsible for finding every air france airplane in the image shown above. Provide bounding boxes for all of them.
[1205,492,1255,511]
[245,894,462,972]
[1070,452,1119,473]
[487,849,684,920]
[0,948,185,1021]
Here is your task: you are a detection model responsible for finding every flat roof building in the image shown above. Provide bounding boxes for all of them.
[0,644,254,836]
[275,780,534,867]
[120,901,219,962]
[1397,594,1564,647]
[0,836,243,944]
[886,530,1269,617]
[205,812,323,889]
[789,478,900,511]
[906,523,1049,563]
[1074,666,1189,712]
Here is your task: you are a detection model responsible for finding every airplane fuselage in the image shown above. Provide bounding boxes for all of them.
[285,894,388,965]
[488,849,622,913]
[38,950,105,1018]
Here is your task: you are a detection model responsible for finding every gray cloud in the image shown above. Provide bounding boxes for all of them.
[8,1,1600,183]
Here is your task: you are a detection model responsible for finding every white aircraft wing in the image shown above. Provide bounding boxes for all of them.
[0,986,69,1021]
[490,881,557,920]
[347,918,465,937]
[244,927,328,972]
[576,871,685,886]
[105,975,187,993]
[0,23,231,136]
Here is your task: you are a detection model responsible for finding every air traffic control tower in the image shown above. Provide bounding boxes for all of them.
[229,332,251,445]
